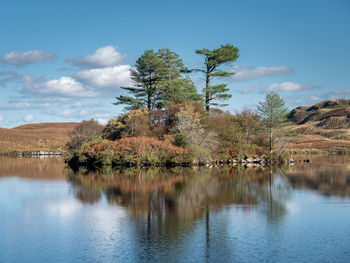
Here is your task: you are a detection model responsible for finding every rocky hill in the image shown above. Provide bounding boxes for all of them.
[287,99,350,152]
[0,122,79,153]
[288,99,350,128]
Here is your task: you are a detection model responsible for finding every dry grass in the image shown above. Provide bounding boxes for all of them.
[287,134,350,153]
[0,122,80,153]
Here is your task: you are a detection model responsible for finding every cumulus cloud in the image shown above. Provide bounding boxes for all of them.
[23,114,34,122]
[266,82,315,92]
[0,114,4,122]
[75,65,132,89]
[22,75,99,98]
[242,82,316,94]
[231,66,294,81]
[66,46,126,68]
[1,50,56,66]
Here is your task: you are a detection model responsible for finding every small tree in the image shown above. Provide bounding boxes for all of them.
[185,44,239,112]
[67,119,103,151]
[257,92,288,153]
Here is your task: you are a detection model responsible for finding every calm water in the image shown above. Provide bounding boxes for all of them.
[0,156,350,263]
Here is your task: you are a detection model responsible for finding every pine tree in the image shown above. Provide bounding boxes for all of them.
[257,92,288,153]
[115,49,163,111]
[115,49,201,111]
[157,48,202,106]
[185,44,239,112]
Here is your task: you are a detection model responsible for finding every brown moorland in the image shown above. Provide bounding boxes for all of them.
[0,122,79,153]
[287,99,350,152]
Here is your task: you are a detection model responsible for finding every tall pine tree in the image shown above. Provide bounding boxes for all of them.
[115,49,201,111]
[115,49,163,111]
[157,48,202,106]
[185,44,239,112]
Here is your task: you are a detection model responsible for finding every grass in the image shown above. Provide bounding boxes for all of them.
[0,122,79,153]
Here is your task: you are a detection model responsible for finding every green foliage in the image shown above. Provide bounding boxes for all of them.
[257,92,289,153]
[157,48,202,106]
[186,43,239,111]
[203,109,268,159]
[102,108,151,140]
[115,49,162,111]
[115,48,201,111]
[257,92,288,129]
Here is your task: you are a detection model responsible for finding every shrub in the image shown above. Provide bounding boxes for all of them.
[67,119,104,151]
[102,109,151,140]
[77,136,193,166]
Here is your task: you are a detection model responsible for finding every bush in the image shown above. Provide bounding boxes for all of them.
[67,119,104,151]
[77,136,194,166]
[102,109,151,140]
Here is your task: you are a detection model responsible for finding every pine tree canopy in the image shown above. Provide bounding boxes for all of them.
[187,43,239,112]
[115,48,201,111]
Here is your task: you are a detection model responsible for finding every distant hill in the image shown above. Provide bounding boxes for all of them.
[2,100,350,154]
[0,122,80,153]
[288,99,350,127]
[287,99,350,152]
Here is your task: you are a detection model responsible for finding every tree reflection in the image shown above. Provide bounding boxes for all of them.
[68,166,290,222]
[287,155,350,197]
[66,160,350,261]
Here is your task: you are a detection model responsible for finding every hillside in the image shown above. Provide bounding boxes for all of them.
[0,122,79,153]
[1,100,350,154]
[287,99,350,152]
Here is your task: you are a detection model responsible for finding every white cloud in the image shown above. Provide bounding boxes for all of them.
[0,71,20,86]
[97,118,108,125]
[330,89,350,96]
[231,66,294,81]
[242,82,316,94]
[1,50,56,66]
[309,95,322,101]
[0,102,50,110]
[46,108,78,117]
[75,65,131,89]
[93,113,113,118]
[266,82,314,92]
[66,46,126,68]
[241,85,260,94]
[23,114,34,122]
[22,75,99,98]
[0,114,4,122]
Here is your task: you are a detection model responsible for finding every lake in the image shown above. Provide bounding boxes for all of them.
[0,156,350,263]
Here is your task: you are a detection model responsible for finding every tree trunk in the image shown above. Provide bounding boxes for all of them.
[147,92,151,111]
[205,74,210,112]
[269,127,273,154]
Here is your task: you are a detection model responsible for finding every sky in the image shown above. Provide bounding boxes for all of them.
[0,0,349,128]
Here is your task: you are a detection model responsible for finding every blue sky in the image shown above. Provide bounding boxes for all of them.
[0,0,349,128]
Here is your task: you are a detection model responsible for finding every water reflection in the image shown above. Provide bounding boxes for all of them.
[287,155,350,197]
[1,156,350,262]
[68,166,291,222]
[0,156,68,179]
